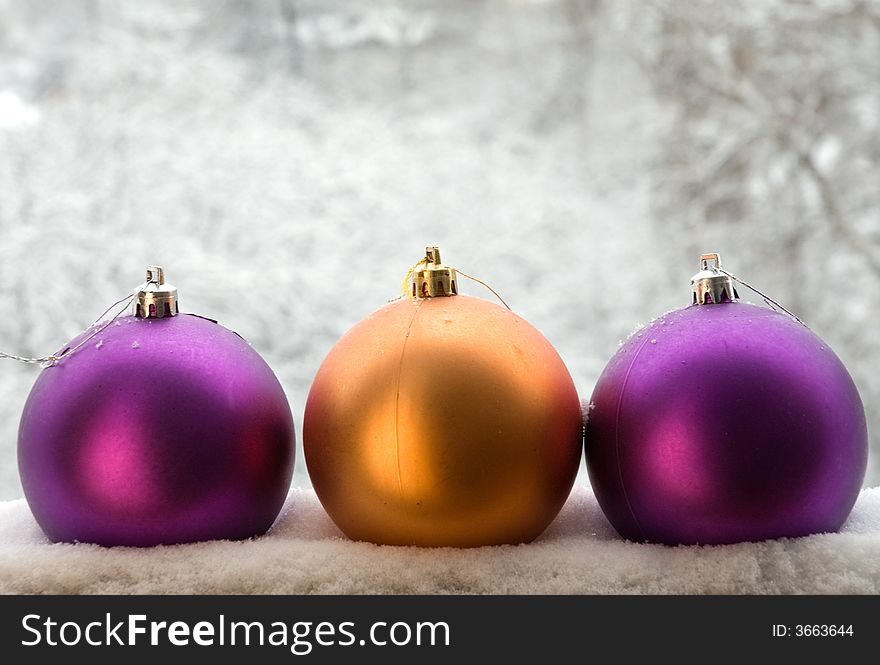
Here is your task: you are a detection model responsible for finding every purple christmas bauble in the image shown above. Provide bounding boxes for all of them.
[18,314,295,547]
[586,302,867,545]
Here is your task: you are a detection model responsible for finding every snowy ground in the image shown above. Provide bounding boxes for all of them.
[2,485,878,594]
[1,0,878,501]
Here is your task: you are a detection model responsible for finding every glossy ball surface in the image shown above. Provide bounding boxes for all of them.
[304,295,583,547]
[18,314,295,546]
[586,302,867,545]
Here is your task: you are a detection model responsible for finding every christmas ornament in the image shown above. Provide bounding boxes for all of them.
[17,267,295,547]
[586,253,867,545]
[304,247,582,547]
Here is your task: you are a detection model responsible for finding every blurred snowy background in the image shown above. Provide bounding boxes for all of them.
[0,0,878,498]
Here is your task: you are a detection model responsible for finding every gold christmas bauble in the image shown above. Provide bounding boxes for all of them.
[304,249,582,547]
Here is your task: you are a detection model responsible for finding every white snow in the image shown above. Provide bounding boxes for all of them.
[0,90,39,130]
[1,485,878,594]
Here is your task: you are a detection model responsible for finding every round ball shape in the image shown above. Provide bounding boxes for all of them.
[304,295,583,547]
[586,302,867,545]
[18,314,295,546]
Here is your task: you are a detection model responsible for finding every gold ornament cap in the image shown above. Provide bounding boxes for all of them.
[134,266,179,318]
[691,253,738,305]
[413,246,458,298]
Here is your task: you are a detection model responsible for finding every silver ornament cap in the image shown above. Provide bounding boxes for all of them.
[691,253,738,305]
[135,266,179,318]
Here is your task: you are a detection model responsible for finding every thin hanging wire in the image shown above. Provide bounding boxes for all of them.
[400,257,429,298]
[455,269,511,310]
[716,267,807,327]
[0,291,137,368]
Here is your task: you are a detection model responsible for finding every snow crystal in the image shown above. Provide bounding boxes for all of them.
[583,400,596,425]
[131,341,140,349]
[94,340,104,350]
